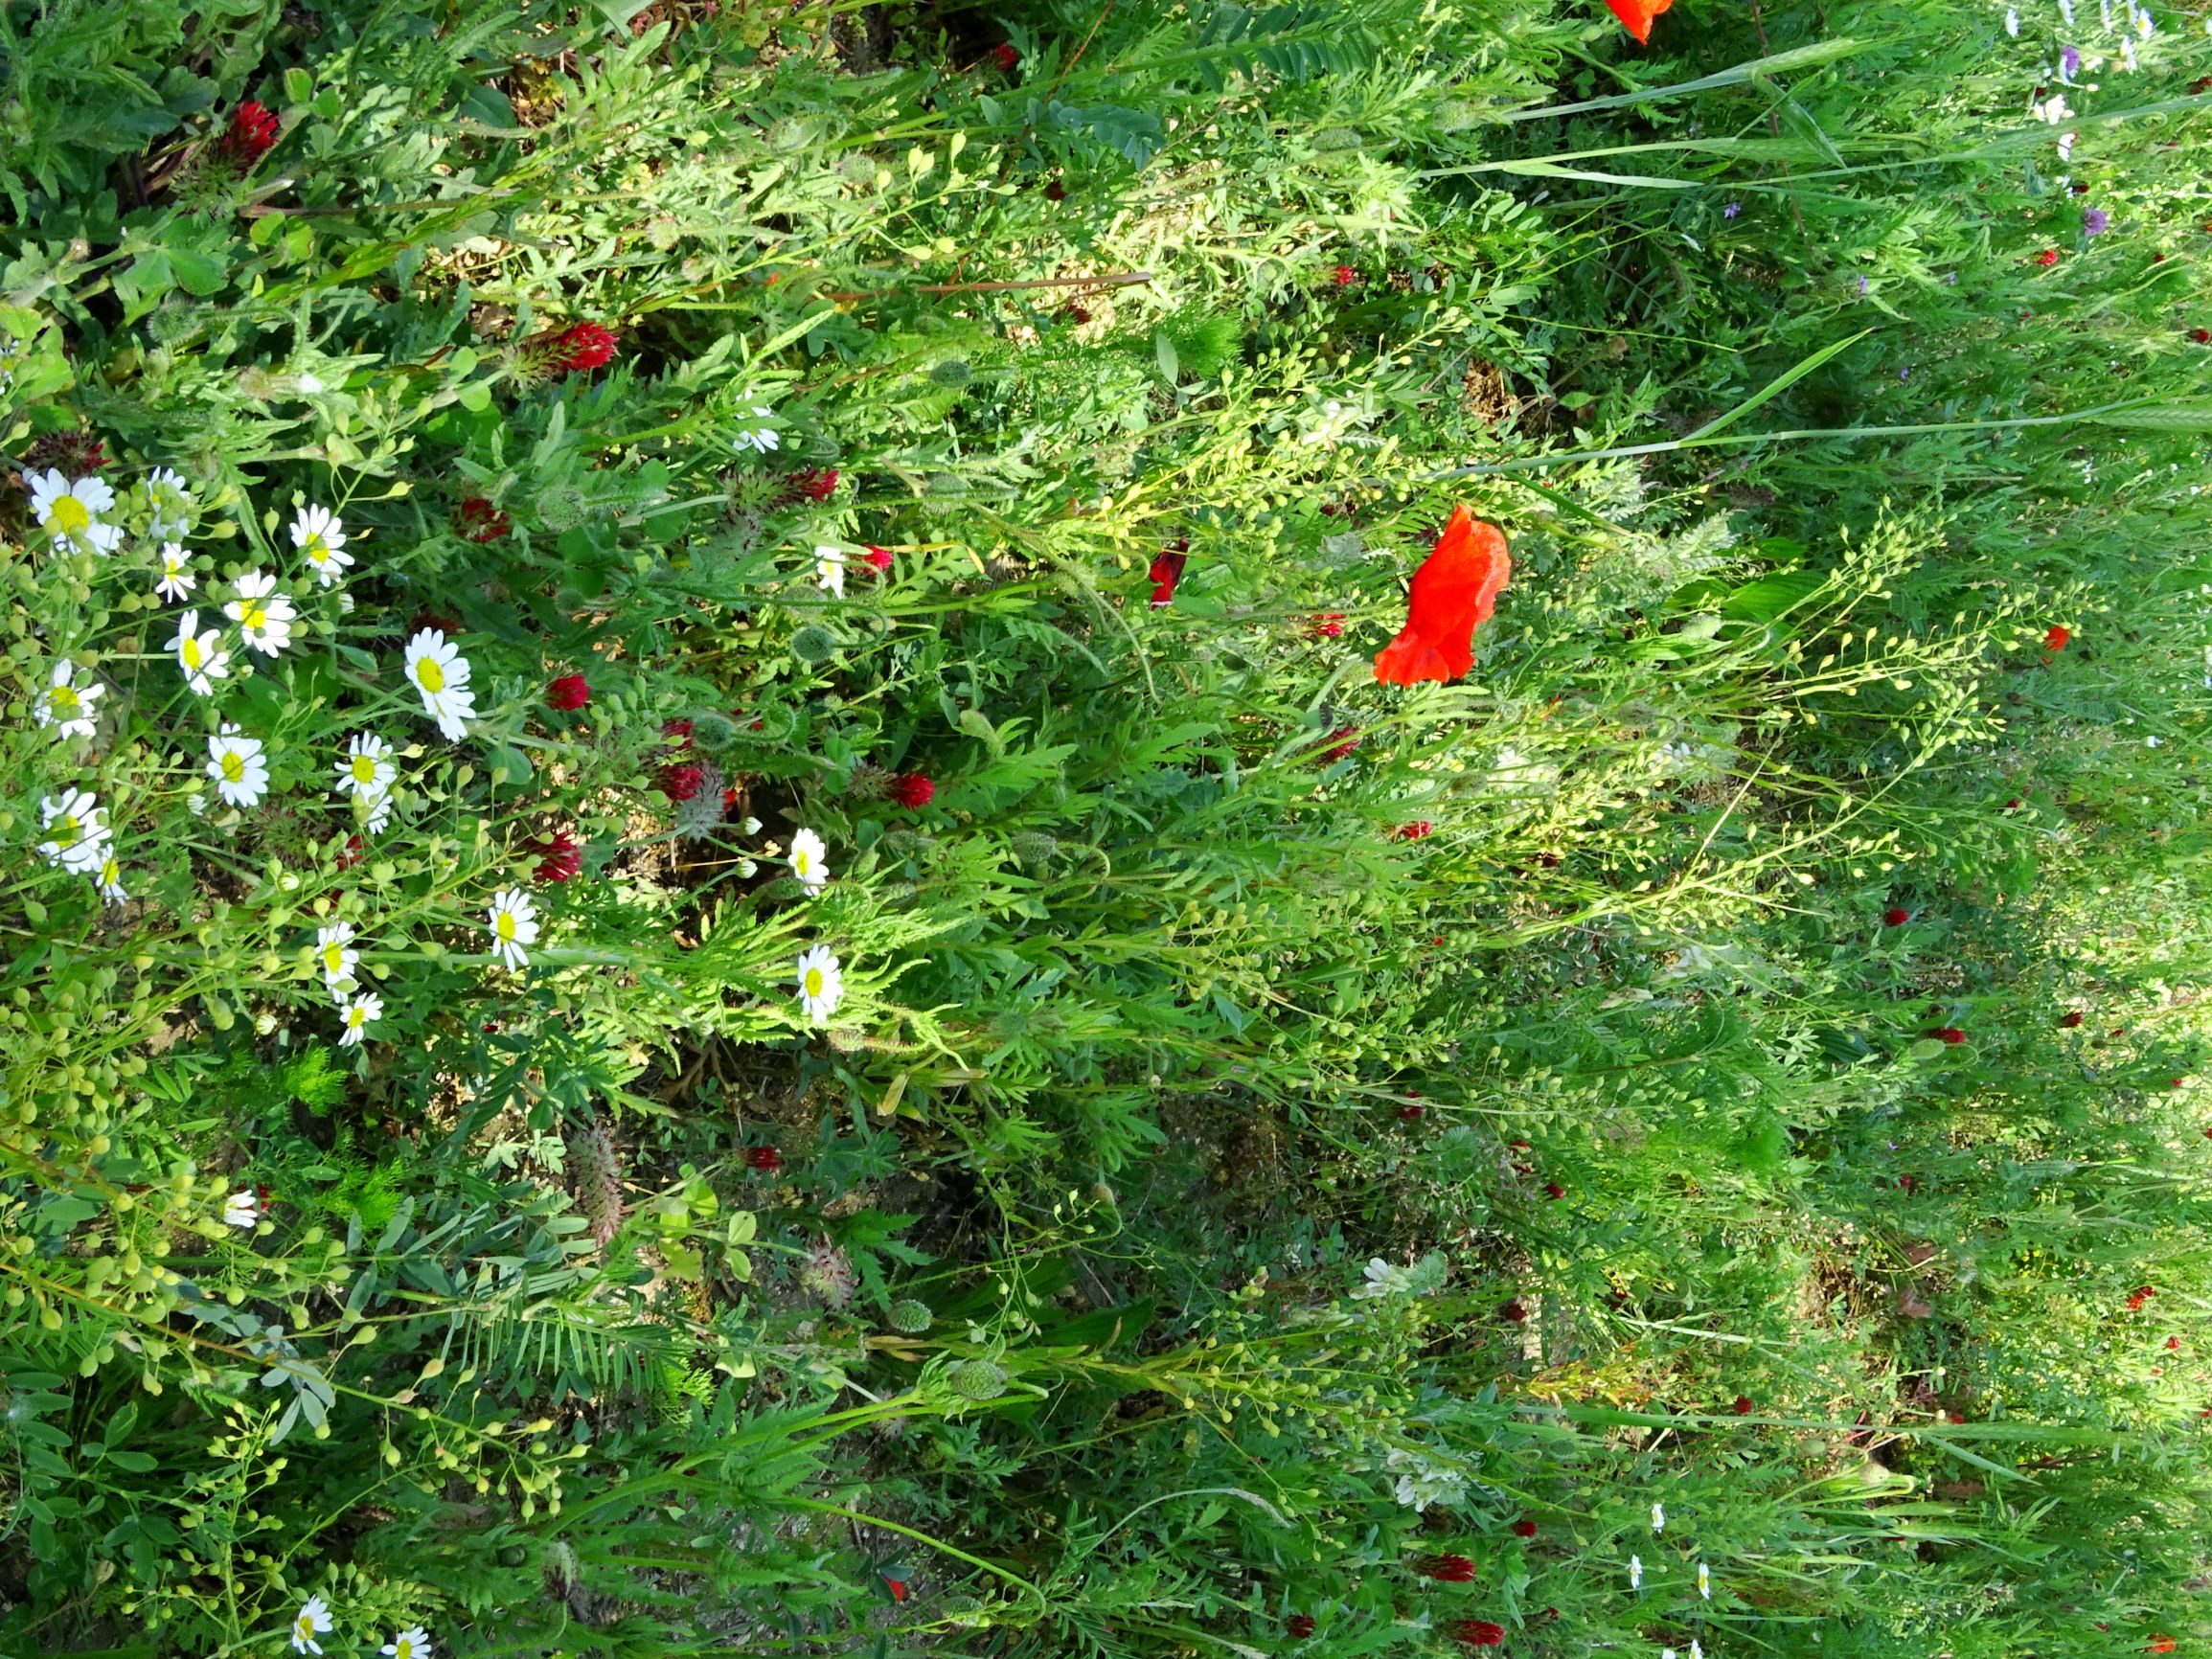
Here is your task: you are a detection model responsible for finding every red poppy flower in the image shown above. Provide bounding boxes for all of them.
[1449,1621,1506,1648]
[1512,1517,1539,1537]
[546,673,590,711]
[891,772,936,808]
[1733,1395,1755,1415]
[2058,1011,2084,1028]
[457,497,512,542]
[883,1576,907,1602]
[1930,1028,1966,1044]
[1604,0,1674,43]
[1333,264,1359,286]
[992,42,1020,71]
[2147,1639,2176,1655]
[785,466,840,503]
[218,101,281,167]
[1374,506,1512,686]
[861,545,894,572]
[745,1146,785,1172]
[1286,1615,1315,1638]
[531,830,582,885]
[532,322,618,374]
[1421,1554,1478,1582]
[657,762,705,802]
[2042,625,2071,652]
[1150,550,1188,607]
[1882,907,1910,926]
[2038,248,2062,266]
[1499,1300,1527,1324]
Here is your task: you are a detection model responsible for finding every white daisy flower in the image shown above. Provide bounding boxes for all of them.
[486,886,538,970]
[95,848,126,905]
[142,466,195,541]
[224,1189,260,1228]
[1652,1501,1666,1533]
[155,541,196,602]
[1691,1643,1703,1659]
[224,570,297,656]
[207,723,271,808]
[37,789,108,874]
[170,609,232,695]
[333,732,397,800]
[362,789,394,833]
[291,504,353,586]
[2058,130,2078,161]
[403,628,477,741]
[1629,1555,1643,1591]
[291,1594,332,1655]
[734,403,780,453]
[35,659,103,739]
[1698,1561,1711,1600]
[315,921,359,991]
[1663,1650,1677,1659]
[339,990,384,1048]
[814,543,845,597]
[25,468,123,556]
[788,827,830,893]
[2005,5,2019,31]
[796,943,843,1025]
[380,1627,433,1659]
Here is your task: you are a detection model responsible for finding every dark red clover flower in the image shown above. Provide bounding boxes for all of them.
[1543,1180,1566,1200]
[2059,1011,2084,1029]
[2037,247,2062,266]
[1882,907,1910,926]
[744,1146,786,1173]
[336,833,364,871]
[992,41,1020,71]
[218,101,281,168]
[1398,1102,1426,1122]
[531,830,582,885]
[457,496,513,542]
[891,772,936,808]
[786,466,840,504]
[1333,264,1359,286]
[1733,1395,1755,1415]
[537,321,618,374]
[657,762,705,803]
[546,673,590,712]
[1308,612,1346,639]
[1512,1517,1538,1538]
[861,545,894,573]
[1449,1621,1506,1648]
[1285,1614,1316,1639]
[1930,1027,1967,1045]
[1150,546,1189,608]
[2193,328,2212,344]
[1421,1555,1479,1582]
[1499,1300,1527,1324]
[662,718,696,747]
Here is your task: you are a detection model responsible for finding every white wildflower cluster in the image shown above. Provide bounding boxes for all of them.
[285,1594,431,1659]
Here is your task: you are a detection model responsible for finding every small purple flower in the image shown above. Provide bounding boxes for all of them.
[2083,206,2109,237]
[2060,43,2082,77]
[1899,366,1911,381]
[1722,201,1741,219]
[1945,271,1959,284]
[1857,274,1870,294]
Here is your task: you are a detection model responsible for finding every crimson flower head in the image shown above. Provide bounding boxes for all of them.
[1512,1517,1538,1538]
[992,41,1020,71]
[883,1576,907,1602]
[1043,179,1067,202]
[1285,1615,1315,1639]
[2042,625,2071,652]
[662,717,696,747]
[525,322,618,375]
[1398,1102,1426,1122]
[1449,1621,1506,1648]
[745,1146,785,1173]
[1150,549,1188,608]
[2193,329,2212,344]
[2038,248,2062,266]
[786,466,840,503]
[1605,0,1674,42]
[860,545,894,573]
[1898,1174,1917,1192]
[1543,1181,1565,1200]
[1308,612,1346,639]
[1499,1300,1527,1324]
[218,101,280,167]
[336,832,364,871]
[1375,506,1511,685]
[657,762,705,802]
[1883,906,1910,926]
[1733,1395,1755,1415]
[457,497,512,542]
[1420,1555,1478,1582]
[1930,1027,1967,1045]
[891,772,936,808]
[1395,821,1432,841]
[532,830,582,885]
[1061,303,1092,325]
[2167,1336,2182,1351]
[2058,1011,2084,1028]
[546,673,590,711]
[1333,264,1358,286]
[2147,1638,2176,1655]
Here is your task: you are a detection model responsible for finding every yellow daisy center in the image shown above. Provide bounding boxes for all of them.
[101,857,118,882]
[347,1006,367,1028]
[50,685,79,714]
[395,1641,414,1659]
[351,755,378,784]
[416,657,445,693]
[794,851,811,874]
[239,600,268,630]
[306,534,329,562]
[322,943,347,973]
[221,752,245,783]
[50,495,90,535]
[805,967,824,997]
[52,815,80,848]
[496,912,516,941]
[181,636,203,669]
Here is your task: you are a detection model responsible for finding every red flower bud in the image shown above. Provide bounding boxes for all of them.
[546,673,590,711]
[2167,1336,2181,1351]
[1882,907,1910,926]
[1420,1555,1478,1582]
[1395,822,1432,841]
[1929,1028,1966,1044]
[1333,264,1358,286]
[992,42,1020,71]
[1733,1395,1755,1415]
[457,496,512,542]
[1308,612,1346,639]
[217,102,280,168]
[2037,248,2061,266]
[861,545,894,572]
[891,772,936,808]
[1285,1615,1315,1639]
[1512,1517,1538,1538]
[2193,329,2212,344]
[745,1146,785,1172]
[529,322,618,375]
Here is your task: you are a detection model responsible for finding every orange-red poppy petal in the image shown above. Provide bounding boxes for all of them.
[1373,506,1511,686]
[1605,0,1672,43]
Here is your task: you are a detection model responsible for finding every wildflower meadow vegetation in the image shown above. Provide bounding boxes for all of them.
[4,0,2212,1652]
